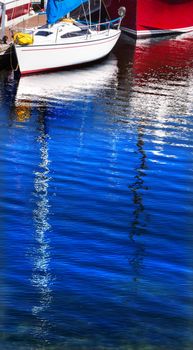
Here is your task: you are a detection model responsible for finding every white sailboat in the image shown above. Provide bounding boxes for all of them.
[13,0,125,75]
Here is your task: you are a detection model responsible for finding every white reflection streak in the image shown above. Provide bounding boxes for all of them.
[31,118,52,343]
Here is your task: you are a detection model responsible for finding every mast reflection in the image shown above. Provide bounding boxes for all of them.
[12,85,53,346]
[114,40,148,285]
[129,125,147,287]
[31,112,52,346]
[129,125,148,238]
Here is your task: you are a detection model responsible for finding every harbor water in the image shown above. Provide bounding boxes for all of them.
[0,34,193,350]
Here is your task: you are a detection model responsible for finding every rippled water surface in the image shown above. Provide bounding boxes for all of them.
[0,34,193,350]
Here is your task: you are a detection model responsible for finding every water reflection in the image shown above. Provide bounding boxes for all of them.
[129,124,147,292]
[15,105,31,123]
[15,57,118,105]
[0,33,193,350]
[115,33,193,119]
[129,126,148,238]
[31,110,52,346]
[114,34,193,349]
[113,33,193,167]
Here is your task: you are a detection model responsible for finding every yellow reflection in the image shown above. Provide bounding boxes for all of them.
[15,104,31,122]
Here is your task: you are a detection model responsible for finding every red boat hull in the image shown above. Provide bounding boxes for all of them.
[6,4,31,22]
[104,0,193,37]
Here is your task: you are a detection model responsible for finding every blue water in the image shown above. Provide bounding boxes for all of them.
[0,34,193,350]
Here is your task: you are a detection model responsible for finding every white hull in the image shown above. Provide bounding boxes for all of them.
[15,29,121,75]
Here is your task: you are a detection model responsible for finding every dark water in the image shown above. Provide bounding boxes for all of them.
[0,33,193,350]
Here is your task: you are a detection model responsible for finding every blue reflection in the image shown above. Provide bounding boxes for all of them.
[0,34,193,350]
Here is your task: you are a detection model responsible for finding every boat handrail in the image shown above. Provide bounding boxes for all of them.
[76,17,122,35]
[76,17,122,29]
[53,16,122,42]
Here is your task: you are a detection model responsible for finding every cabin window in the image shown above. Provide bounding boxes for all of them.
[35,31,53,37]
[60,30,88,39]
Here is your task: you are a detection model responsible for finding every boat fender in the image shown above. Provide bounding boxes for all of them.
[118,7,126,18]
[13,32,34,45]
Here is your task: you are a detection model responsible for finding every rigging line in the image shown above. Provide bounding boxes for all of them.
[99,0,102,25]
[88,0,91,28]
[102,0,111,20]
[81,0,89,26]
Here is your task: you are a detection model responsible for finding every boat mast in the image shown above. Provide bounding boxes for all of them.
[44,0,48,10]
[88,0,91,28]
[99,0,102,24]
[98,0,102,30]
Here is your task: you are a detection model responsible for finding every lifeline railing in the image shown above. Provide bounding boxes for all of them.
[76,17,123,32]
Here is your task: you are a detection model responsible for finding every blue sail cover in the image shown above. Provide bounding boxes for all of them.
[46,0,88,24]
